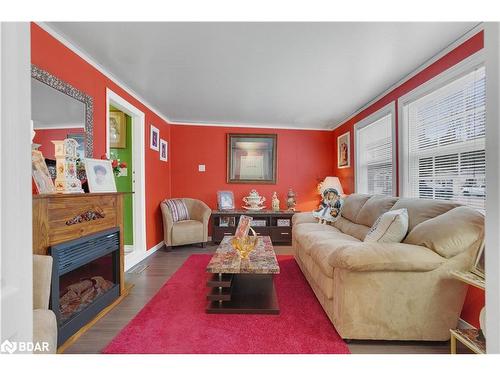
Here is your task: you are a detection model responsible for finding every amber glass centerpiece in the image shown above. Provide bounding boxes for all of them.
[231,227,258,259]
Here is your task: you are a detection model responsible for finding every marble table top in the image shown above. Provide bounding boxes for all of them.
[206,236,280,274]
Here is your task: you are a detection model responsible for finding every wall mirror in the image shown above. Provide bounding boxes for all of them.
[31,65,94,160]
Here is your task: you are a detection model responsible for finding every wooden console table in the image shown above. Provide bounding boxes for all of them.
[33,192,133,352]
[211,210,298,245]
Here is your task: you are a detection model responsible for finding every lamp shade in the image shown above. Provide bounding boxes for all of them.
[319,176,344,196]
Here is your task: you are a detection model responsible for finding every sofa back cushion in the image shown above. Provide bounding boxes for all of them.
[341,194,371,222]
[391,198,461,231]
[333,217,370,241]
[355,195,399,227]
[404,206,484,258]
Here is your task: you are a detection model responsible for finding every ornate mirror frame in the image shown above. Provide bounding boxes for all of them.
[31,65,94,157]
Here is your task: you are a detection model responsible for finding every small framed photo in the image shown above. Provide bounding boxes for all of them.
[160,139,168,161]
[252,219,267,227]
[337,131,350,169]
[219,217,230,227]
[84,158,117,193]
[277,218,291,227]
[32,150,55,194]
[109,111,127,148]
[217,191,235,211]
[235,215,253,238]
[472,243,485,278]
[150,125,160,151]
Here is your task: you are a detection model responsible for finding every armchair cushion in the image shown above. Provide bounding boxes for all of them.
[328,242,445,272]
[164,199,190,222]
[172,220,204,245]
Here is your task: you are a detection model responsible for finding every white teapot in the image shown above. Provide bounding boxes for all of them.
[243,189,266,210]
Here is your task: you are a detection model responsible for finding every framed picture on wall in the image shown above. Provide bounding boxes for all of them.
[337,131,350,169]
[109,111,127,149]
[160,139,168,161]
[150,125,160,151]
[227,133,277,184]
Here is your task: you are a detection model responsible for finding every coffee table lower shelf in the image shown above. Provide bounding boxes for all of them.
[206,273,279,314]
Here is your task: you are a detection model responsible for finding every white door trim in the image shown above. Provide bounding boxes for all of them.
[0,22,33,346]
[105,88,147,271]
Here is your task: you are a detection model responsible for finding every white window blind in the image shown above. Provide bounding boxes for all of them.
[404,65,485,210]
[356,113,394,196]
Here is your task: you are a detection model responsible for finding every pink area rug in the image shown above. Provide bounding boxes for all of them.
[103,255,350,354]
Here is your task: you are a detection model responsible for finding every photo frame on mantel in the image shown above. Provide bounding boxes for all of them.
[227,133,277,184]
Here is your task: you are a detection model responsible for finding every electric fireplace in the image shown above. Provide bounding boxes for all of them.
[50,227,121,345]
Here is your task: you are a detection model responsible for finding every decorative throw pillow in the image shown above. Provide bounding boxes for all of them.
[164,199,190,222]
[364,208,409,243]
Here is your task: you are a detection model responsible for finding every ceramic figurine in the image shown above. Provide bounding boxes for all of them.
[52,139,84,194]
[242,189,266,211]
[272,192,280,211]
[286,188,297,211]
[313,188,343,224]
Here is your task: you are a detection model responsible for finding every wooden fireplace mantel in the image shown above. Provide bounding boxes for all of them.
[32,192,133,352]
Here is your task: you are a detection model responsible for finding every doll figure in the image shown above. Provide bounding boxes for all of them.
[313,188,343,224]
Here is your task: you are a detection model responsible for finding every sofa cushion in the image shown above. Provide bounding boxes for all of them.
[292,212,318,225]
[328,242,445,272]
[341,194,371,222]
[391,198,461,231]
[355,195,399,227]
[333,217,370,240]
[309,238,358,277]
[294,222,339,238]
[364,208,409,243]
[172,220,203,244]
[404,206,484,259]
[296,228,357,255]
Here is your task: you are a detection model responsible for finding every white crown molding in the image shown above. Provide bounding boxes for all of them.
[170,120,332,131]
[329,22,484,131]
[33,122,85,130]
[35,22,333,132]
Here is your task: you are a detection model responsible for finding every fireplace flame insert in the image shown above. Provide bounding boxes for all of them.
[50,227,121,345]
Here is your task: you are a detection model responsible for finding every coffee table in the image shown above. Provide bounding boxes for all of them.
[205,235,280,314]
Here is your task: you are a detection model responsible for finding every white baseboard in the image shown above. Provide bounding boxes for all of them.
[458,318,477,330]
[124,241,164,271]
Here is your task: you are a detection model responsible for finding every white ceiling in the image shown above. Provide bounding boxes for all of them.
[46,22,478,130]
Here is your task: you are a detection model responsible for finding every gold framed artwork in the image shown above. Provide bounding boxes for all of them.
[227,133,277,184]
[337,131,350,169]
[109,111,127,148]
[32,150,55,194]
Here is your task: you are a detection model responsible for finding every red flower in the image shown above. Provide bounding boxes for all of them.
[111,160,119,168]
[119,162,127,168]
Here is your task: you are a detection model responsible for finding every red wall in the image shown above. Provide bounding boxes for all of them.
[33,128,85,159]
[331,31,484,327]
[171,125,334,213]
[31,23,171,249]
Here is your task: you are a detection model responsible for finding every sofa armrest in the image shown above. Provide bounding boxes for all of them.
[292,212,317,225]
[328,242,445,272]
[189,199,211,225]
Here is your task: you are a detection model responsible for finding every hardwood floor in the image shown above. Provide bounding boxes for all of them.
[64,244,454,354]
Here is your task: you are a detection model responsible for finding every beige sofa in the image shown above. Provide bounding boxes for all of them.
[160,198,211,249]
[292,194,484,341]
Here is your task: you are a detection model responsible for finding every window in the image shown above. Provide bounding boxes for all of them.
[355,103,395,196]
[401,63,485,210]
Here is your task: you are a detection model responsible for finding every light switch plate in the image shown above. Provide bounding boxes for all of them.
[198,164,206,172]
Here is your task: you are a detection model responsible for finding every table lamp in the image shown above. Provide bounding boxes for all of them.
[318,176,344,196]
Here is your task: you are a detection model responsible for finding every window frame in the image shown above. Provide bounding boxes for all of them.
[354,101,397,196]
[398,50,485,201]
